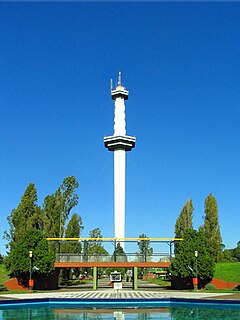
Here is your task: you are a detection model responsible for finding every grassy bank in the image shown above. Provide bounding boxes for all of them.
[146,278,171,287]
[214,262,240,283]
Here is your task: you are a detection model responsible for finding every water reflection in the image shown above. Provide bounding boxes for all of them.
[0,306,239,320]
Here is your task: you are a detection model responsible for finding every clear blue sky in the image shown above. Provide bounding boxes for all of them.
[1,2,240,254]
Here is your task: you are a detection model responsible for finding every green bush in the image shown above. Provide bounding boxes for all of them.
[170,230,214,283]
[0,284,7,292]
[205,283,216,290]
[234,284,240,291]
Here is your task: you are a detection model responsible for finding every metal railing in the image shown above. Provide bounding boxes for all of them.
[48,237,182,263]
[56,253,172,263]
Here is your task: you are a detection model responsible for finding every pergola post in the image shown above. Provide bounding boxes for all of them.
[133,267,138,290]
[93,267,98,290]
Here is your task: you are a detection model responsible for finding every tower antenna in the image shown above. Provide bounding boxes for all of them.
[118,71,121,86]
[110,79,113,91]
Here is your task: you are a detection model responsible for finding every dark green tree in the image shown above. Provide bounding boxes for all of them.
[137,233,153,262]
[0,254,4,264]
[83,240,89,262]
[59,176,79,235]
[60,213,84,280]
[43,176,79,243]
[170,229,214,288]
[113,243,127,262]
[88,228,108,255]
[5,183,44,249]
[5,228,55,281]
[203,193,222,262]
[222,249,236,262]
[232,241,240,262]
[175,199,194,239]
[43,190,61,239]
[63,213,83,253]
[174,199,193,253]
[87,228,108,278]
[89,227,102,240]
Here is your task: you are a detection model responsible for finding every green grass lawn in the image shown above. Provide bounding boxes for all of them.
[214,262,240,283]
[146,278,171,287]
[0,264,9,284]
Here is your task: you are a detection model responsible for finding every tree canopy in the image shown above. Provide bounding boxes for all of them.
[62,213,83,254]
[5,183,44,251]
[43,176,79,239]
[87,228,108,255]
[137,233,153,262]
[5,176,81,281]
[203,193,222,262]
[174,199,194,254]
[170,229,214,282]
[175,199,194,239]
[5,228,55,278]
[0,254,4,264]
[232,241,240,262]
[113,243,127,262]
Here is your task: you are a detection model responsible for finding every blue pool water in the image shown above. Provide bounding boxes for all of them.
[0,299,239,319]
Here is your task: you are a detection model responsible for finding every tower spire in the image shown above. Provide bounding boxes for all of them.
[118,71,121,86]
[111,72,129,100]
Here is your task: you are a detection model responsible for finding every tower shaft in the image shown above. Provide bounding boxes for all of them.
[114,97,126,136]
[114,149,126,240]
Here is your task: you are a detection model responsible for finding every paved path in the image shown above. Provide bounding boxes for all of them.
[0,277,239,301]
[0,290,236,300]
[97,278,161,289]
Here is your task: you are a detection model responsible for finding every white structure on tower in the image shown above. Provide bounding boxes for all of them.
[104,72,136,248]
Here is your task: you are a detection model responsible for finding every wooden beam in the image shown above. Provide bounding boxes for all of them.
[54,262,171,268]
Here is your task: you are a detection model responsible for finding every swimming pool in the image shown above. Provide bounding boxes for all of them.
[0,298,239,319]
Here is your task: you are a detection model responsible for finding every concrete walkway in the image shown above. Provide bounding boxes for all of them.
[0,289,238,301]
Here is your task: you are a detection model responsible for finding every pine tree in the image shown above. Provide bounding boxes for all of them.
[203,193,222,262]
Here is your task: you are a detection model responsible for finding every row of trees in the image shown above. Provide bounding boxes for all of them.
[5,177,81,248]
[3,177,150,282]
[4,177,91,281]
[3,179,237,288]
[171,193,239,288]
[222,241,240,262]
[174,194,222,261]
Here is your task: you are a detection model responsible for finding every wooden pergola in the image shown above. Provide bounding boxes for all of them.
[47,237,182,290]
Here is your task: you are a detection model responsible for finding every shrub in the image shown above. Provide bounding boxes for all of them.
[234,284,240,291]
[170,229,214,284]
[205,283,216,290]
[0,284,7,292]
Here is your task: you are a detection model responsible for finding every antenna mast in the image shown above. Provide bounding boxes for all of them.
[118,71,121,86]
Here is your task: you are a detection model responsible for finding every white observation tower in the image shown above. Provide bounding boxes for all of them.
[104,72,136,249]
